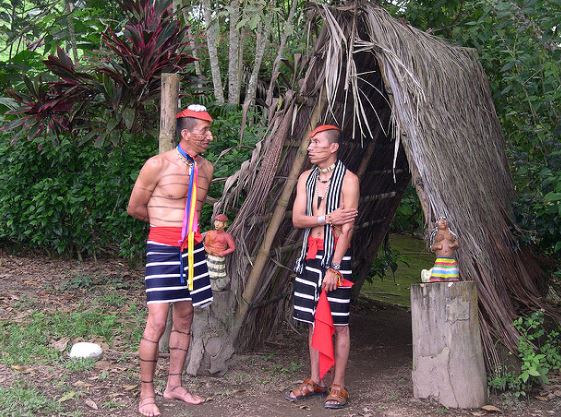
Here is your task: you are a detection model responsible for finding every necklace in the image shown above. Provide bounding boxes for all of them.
[315,183,329,209]
[318,176,331,184]
[319,163,336,174]
[176,148,195,168]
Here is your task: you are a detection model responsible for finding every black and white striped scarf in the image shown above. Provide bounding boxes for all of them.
[294,160,347,274]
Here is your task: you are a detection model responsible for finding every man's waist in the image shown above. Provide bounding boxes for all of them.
[148,226,202,247]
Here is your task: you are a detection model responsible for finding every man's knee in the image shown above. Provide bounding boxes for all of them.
[145,314,168,338]
[173,303,194,327]
[334,325,350,337]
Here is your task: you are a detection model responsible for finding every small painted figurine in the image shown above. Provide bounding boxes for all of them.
[428,217,459,282]
[204,214,235,291]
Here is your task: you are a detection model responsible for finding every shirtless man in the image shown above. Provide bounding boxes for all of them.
[287,125,359,409]
[127,104,214,416]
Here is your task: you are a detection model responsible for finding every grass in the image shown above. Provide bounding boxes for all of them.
[0,309,119,366]
[361,233,434,308]
[65,357,97,372]
[0,382,62,417]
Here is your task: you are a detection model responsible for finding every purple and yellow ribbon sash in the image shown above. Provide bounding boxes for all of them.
[177,144,199,291]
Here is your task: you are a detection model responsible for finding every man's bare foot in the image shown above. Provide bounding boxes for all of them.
[138,397,160,416]
[163,386,205,405]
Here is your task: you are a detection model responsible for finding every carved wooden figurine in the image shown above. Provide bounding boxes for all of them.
[204,214,235,291]
[428,217,459,282]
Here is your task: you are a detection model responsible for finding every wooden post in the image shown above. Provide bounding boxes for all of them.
[410,281,487,408]
[158,73,179,353]
[159,73,180,154]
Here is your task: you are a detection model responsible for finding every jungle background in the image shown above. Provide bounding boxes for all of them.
[0,0,560,416]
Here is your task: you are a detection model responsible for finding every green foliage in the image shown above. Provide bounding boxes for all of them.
[368,234,410,282]
[0,381,62,417]
[392,184,423,234]
[489,311,561,395]
[514,310,561,385]
[0,132,153,259]
[3,0,194,145]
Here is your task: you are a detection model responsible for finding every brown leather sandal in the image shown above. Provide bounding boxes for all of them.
[324,384,349,409]
[285,377,327,402]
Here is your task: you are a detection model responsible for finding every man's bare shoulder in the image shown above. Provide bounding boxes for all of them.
[145,151,173,168]
[198,156,214,175]
[299,169,313,181]
[343,169,359,185]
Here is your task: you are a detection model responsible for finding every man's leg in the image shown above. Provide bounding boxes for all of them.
[163,301,204,404]
[332,325,350,386]
[308,324,322,385]
[325,325,350,408]
[139,303,170,417]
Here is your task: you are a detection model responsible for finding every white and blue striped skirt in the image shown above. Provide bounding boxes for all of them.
[292,249,353,326]
[144,241,213,307]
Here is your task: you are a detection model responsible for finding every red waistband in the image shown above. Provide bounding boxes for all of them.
[148,226,202,247]
[305,236,340,260]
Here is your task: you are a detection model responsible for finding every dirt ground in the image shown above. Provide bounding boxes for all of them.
[0,253,560,417]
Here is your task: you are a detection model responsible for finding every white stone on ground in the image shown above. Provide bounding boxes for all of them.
[69,342,103,359]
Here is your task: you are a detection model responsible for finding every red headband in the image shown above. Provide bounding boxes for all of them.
[176,108,213,122]
[309,124,340,138]
[215,214,228,222]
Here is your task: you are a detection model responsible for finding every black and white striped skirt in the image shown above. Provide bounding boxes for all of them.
[144,241,213,307]
[292,249,353,326]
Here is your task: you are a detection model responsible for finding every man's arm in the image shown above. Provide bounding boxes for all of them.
[219,232,236,256]
[322,172,360,292]
[127,157,161,222]
[292,171,358,228]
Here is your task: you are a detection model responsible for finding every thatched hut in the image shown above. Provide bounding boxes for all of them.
[200,0,548,373]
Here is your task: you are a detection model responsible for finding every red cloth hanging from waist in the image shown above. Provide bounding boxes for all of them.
[148,226,202,247]
[305,236,340,260]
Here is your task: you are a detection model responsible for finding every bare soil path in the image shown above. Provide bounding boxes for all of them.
[0,252,559,417]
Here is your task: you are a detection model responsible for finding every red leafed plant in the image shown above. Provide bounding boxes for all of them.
[4,0,195,144]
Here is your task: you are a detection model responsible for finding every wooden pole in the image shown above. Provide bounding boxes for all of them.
[159,73,180,154]
[158,73,179,353]
[411,281,487,408]
[231,89,327,339]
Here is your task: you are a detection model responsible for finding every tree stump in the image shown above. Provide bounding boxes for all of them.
[185,289,235,376]
[411,281,487,408]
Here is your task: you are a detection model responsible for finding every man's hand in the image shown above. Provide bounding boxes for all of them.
[327,208,358,226]
[322,269,339,292]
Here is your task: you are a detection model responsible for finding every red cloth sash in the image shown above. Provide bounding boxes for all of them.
[148,226,202,248]
[312,277,354,379]
[305,236,342,260]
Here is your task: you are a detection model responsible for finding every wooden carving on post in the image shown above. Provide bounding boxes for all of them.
[428,217,460,283]
[203,214,236,291]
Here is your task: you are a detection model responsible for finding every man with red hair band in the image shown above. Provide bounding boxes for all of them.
[127,104,214,416]
[286,124,359,409]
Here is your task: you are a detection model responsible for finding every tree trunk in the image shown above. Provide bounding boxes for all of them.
[158,74,180,153]
[411,281,487,408]
[239,9,273,140]
[202,0,225,103]
[65,0,79,64]
[179,0,202,77]
[227,0,241,104]
[186,289,235,376]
